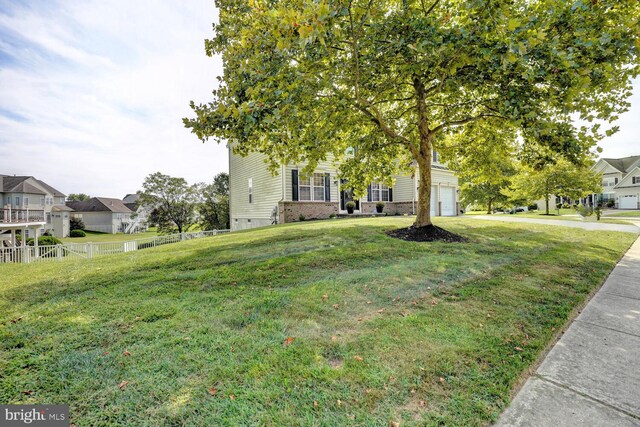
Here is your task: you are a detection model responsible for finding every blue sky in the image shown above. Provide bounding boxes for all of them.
[0,1,638,197]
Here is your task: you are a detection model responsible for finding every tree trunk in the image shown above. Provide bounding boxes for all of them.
[487,199,492,215]
[545,194,550,215]
[413,77,433,228]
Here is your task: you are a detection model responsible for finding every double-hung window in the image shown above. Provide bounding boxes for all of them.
[370,183,391,202]
[299,173,325,201]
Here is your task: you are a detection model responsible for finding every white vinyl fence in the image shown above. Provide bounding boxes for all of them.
[0,230,230,264]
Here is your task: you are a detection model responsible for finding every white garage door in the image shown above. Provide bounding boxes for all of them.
[430,185,437,216]
[441,187,456,216]
[620,195,638,209]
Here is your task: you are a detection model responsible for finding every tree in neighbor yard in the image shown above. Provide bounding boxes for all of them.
[442,122,517,214]
[138,172,199,234]
[184,0,639,235]
[198,172,230,230]
[508,158,602,215]
[67,193,91,201]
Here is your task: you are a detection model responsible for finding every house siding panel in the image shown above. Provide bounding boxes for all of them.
[229,150,283,231]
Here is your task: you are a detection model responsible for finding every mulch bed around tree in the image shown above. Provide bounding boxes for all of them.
[386,224,468,243]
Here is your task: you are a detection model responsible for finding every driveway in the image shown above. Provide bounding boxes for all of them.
[466,215,640,234]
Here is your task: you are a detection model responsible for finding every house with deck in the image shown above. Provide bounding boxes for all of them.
[588,156,640,209]
[1,175,69,245]
[229,149,459,231]
[66,197,134,234]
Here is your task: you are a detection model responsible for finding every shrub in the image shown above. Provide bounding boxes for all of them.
[528,203,538,211]
[328,213,336,219]
[606,200,615,208]
[346,201,356,209]
[298,214,306,221]
[70,229,86,238]
[376,202,385,208]
[70,217,85,231]
[27,236,62,246]
[575,204,593,217]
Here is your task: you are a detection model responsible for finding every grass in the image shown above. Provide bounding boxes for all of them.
[468,211,634,225]
[60,229,159,244]
[0,217,636,426]
[603,210,640,218]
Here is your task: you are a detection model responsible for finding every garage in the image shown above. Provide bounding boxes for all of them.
[430,185,437,216]
[619,195,638,209]
[440,187,456,216]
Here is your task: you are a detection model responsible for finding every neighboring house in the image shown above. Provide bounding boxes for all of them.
[0,174,69,241]
[229,149,459,231]
[589,155,640,209]
[122,194,149,234]
[66,197,133,234]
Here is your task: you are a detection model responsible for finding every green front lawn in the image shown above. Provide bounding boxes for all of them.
[1,218,636,426]
[604,210,640,218]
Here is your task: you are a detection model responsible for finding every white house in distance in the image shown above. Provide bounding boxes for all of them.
[590,155,640,209]
[66,197,133,234]
[1,174,69,242]
[229,149,459,231]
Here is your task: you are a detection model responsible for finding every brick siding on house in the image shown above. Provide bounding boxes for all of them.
[278,201,339,223]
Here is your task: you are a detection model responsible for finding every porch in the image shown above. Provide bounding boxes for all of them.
[1,208,46,249]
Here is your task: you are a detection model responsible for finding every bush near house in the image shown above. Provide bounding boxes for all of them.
[69,230,86,238]
[26,236,62,246]
[70,217,85,231]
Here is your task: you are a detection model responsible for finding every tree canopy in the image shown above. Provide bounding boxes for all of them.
[198,172,230,230]
[67,193,91,202]
[138,172,199,234]
[185,0,639,228]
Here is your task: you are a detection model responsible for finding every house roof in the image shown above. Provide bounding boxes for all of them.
[66,197,133,213]
[52,205,74,212]
[0,174,66,197]
[122,194,139,204]
[601,156,640,173]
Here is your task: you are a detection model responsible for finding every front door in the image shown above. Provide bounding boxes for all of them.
[340,180,360,211]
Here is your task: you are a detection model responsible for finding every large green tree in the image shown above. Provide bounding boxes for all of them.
[185,0,639,228]
[508,158,602,214]
[198,172,230,230]
[442,122,517,214]
[138,172,199,234]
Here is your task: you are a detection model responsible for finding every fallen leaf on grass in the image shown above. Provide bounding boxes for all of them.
[22,390,33,395]
[118,381,129,390]
[431,300,438,306]
[515,346,523,352]
[377,308,385,313]
[353,355,363,362]
[390,421,400,427]
[322,294,328,300]
[438,377,445,383]
[333,304,340,310]
[337,399,342,407]
[229,394,236,400]
[283,337,295,347]
[123,350,131,356]
[208,387,217,396]
[313,400,318,408]
[10,316,23,324]
[419,400,426,407]
[331,335,337,341]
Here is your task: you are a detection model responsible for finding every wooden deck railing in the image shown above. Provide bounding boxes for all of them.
[0,208,45,224]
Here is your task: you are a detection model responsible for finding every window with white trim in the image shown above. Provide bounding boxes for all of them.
[299,173,325,201]
[632,176,640,185]
[370,183,390,202]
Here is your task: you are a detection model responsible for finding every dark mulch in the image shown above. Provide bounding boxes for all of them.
[386,224,468,243]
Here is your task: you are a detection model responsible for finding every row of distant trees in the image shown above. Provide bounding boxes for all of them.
[138,172,229,233]
[442,124,601,215]
[66,173,230,234]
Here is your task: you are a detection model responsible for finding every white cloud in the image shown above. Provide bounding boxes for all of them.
[0,0,225,197]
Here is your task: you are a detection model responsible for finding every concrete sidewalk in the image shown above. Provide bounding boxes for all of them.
[496,236,640,426]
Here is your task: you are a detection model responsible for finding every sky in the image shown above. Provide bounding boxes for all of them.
[0,1,638,198]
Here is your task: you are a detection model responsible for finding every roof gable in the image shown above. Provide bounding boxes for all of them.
[1,175,65,197]
[616,166,640,188]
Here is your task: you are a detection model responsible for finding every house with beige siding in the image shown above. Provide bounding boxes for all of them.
[229,148,459,231]
[1,175,69,242]
[587,155,640,209]
[66,197,134,234]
